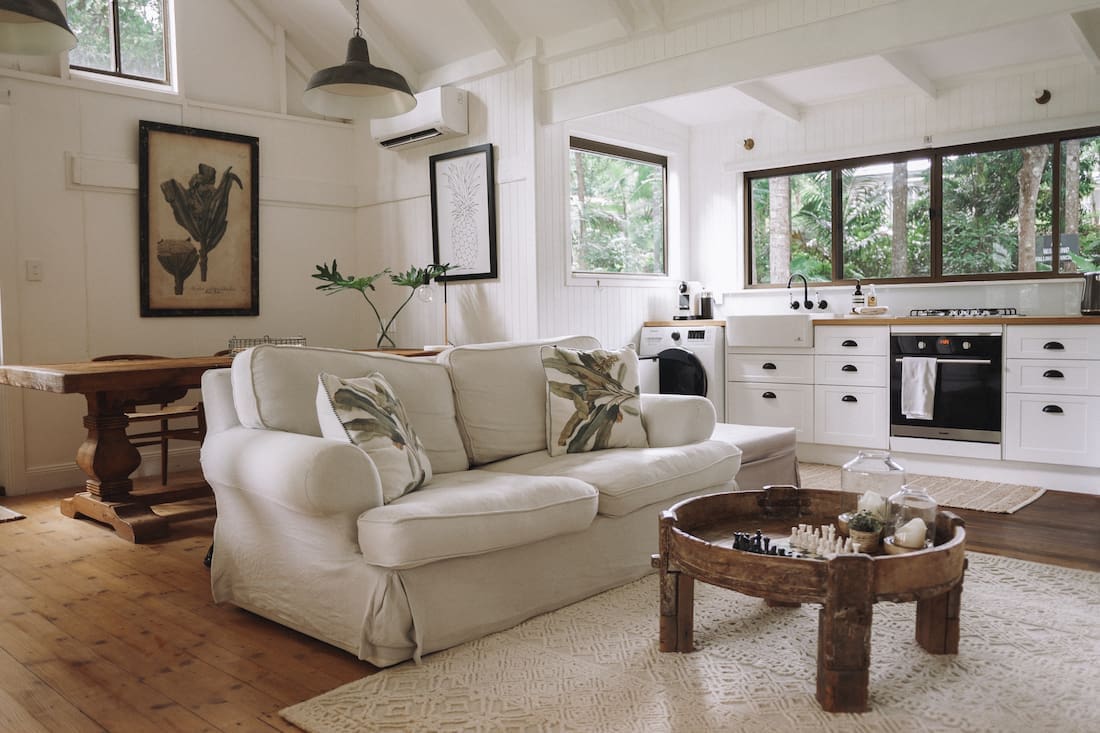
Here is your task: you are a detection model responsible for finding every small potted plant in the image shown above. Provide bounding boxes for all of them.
[847,510,884,552]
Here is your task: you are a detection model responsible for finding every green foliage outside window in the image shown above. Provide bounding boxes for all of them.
[570,140,666,275]
[746,130,1100,285]
[68,0,167,83]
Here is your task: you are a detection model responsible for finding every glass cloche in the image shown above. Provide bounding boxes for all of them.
[841,450,907,498]
[886,485,938,549]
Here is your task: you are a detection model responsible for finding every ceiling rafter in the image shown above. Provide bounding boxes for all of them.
[734,81,801,122]
[607,0,639,33]
[1068,9,1100,69]
[880,51,938,98]
[464,0,521,64]
[641,0,666,31]
[340,0,420,89]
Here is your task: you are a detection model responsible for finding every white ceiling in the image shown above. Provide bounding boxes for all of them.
[256,0,1100,127]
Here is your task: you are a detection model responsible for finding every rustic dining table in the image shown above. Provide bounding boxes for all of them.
[0,355,233,542]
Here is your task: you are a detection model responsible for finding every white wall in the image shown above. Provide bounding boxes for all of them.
[0,1,361,493]
[693,60,1100,318]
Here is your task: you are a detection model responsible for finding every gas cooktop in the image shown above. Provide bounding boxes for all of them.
[908,307,1021,318]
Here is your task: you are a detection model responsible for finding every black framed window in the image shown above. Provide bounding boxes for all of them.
[67,0,171,86]
[570,137,667,276]
[744,126,1100,286]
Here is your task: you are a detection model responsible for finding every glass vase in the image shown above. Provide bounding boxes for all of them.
[886,485,938,548]
[841,449,907,498]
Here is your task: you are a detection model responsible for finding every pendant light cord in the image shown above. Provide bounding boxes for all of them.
[354,0,362,38]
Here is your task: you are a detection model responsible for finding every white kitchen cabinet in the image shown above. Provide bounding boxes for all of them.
[727,353,814,384]
[813,325,889,449]
[726,382,814,441]
[1003,324,1100,468]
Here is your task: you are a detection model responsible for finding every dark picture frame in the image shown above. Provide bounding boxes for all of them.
[139,120,259,316]
[430,143,497,281]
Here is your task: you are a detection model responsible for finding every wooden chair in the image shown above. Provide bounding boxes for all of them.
[91,354,206,485]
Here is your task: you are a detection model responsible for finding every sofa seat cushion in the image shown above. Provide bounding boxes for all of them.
[232,344,468,473]
[357,470,597,569]
[482,441,743,517]
[711,423,797,465]
[441,335,600,466]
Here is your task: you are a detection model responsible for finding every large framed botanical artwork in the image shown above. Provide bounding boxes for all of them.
[430,143,497,281]
[139,120,259,316]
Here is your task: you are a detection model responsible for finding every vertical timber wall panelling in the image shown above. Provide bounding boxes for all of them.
[0,1,361,494]
[537,108,691,350]
[357,62,539,349]
[695,59,1100,312]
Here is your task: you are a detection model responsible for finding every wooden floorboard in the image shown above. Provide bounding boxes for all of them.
[1,486,1097,732]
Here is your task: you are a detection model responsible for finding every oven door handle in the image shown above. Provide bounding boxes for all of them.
[893,358,992,365]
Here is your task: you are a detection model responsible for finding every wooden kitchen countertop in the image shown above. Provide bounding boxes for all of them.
[809,314,1100,326]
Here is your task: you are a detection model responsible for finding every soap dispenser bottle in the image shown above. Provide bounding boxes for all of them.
[851,280,865,313]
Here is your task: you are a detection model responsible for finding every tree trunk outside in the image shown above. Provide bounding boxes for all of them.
[891,162,908,277]
[573,153,587,264]
[1016,146,1050,273]
[1065,140,1082,235]
[769,176,791,284]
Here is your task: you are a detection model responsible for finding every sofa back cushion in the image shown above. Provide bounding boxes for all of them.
[232,345,469,473]
[441,335,600,465]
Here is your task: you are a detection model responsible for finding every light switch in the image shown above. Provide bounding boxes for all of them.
[25,259,43,281]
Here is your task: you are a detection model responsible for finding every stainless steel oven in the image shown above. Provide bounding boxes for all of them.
[889,327,1003,443]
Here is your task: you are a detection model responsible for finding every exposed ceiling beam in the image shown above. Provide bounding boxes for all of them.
[465,0,520,64]
[734,81,801,122]
[642,0,666,31]
[880,51,938,99]
[607,0,638,33]
[1068,8,1100,69]
[344,0,421,90]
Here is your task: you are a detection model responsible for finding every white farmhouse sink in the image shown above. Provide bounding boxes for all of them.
[726,314,814,348]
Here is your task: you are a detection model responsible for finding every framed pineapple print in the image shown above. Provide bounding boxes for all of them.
[430,143,497,281]
[139,120,259,316]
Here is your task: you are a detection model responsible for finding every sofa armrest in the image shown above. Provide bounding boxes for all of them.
[640,394,716,447]
[201,426,383,517]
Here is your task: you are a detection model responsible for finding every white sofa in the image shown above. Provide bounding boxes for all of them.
[200,336,751,667]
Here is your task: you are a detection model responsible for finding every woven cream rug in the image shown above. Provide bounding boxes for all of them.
[797,462,1046,513]
[281,553,1099,733]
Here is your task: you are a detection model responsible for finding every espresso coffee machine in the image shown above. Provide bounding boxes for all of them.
[675,281,703,319]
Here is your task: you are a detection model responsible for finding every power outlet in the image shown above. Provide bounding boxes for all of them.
[25,259,43,281]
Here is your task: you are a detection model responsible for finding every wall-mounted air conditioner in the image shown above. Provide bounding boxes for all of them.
[370,87,468,149]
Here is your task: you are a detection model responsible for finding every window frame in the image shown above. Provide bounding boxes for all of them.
[68,0,175,89]
[568,135,670,285]
[743,125,1100,288]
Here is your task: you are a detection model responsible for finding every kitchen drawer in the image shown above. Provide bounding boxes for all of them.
[1005,359,1100,396]
[814,354,888,387]
[1005,325,1100,360]
[726,382,814,442]
[813,385,888,449]
[814,326,889,356]
[727,353,814,384]
[1004,393,1100,468]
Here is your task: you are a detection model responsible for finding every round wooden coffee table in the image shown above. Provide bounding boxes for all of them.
[652,485,967,713]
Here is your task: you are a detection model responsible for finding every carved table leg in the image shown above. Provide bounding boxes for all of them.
[816,554,874,713]
[60,391,171,543]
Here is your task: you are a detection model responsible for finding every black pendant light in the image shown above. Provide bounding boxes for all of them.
[303,0,416,120]
[0,0,77,55]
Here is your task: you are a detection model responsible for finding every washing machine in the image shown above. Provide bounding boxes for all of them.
[638,325,725,422]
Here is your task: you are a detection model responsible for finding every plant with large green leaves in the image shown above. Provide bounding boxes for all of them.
[313,260,454,348]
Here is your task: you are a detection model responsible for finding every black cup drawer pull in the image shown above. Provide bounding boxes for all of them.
[762,362,777,370]
[841,339,858,348]
[1041,405,1064,414]
[841,395,858,403]
[762,391,777,399]
[1042,369,1065,379]
[1043,341,1065,350]
[841,364,858,372]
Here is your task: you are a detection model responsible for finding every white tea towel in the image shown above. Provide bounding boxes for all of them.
[901,357,937,420]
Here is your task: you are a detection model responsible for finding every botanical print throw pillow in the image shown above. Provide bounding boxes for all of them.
[317,372,432,503]
[541,345,648,456]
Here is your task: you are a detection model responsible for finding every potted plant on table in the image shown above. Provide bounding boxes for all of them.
[847,510,884,552]
[312,260,454,348]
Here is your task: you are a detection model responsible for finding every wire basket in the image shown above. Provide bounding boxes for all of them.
[227,335,307,355]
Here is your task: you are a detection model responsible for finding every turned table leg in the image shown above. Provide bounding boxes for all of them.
[817,554,874,713]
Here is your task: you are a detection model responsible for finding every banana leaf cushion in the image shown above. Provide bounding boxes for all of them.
[317,372,432,503]
[541,345,648,457]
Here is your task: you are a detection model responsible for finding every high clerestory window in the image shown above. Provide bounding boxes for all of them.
[745,127,1100,286]
[570,137,668,277]
[67,0,173,87]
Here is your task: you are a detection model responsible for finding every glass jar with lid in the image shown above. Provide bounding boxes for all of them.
[841,450,907,498]
[886,485,938,548]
